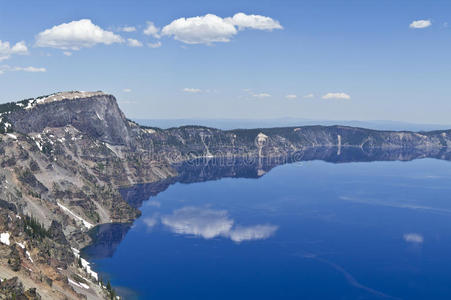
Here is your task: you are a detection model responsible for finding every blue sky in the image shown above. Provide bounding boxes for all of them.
[1,0,451,123]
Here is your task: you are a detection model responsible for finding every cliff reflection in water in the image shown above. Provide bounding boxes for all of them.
[83,145,451,259]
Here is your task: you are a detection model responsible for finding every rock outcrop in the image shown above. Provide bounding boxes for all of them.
[6,92,134,146]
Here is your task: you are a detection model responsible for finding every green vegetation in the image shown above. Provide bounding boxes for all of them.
[0,100,28,114]
[0,116,13,134]
[23,215,49,240]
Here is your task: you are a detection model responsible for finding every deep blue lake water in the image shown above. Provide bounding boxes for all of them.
[85,158,451,299]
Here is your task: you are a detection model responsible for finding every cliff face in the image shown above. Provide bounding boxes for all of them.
[140,124,451,163]
[6,92,134,146]
[1,91,451,299]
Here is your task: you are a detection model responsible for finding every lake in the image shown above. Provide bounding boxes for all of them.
[83,156,451,299]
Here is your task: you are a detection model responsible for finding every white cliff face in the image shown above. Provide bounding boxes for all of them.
[256,132,268,159]
[256,132,268,146]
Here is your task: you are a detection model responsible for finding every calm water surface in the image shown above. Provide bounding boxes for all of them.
[85,159,451,299]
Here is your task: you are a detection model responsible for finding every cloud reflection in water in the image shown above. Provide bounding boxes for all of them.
[146,206,277,242]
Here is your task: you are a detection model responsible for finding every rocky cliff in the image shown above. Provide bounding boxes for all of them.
[0,91,450,299]
[6,91,135,146]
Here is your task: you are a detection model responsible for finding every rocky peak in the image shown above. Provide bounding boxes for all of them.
[5,91,133,146]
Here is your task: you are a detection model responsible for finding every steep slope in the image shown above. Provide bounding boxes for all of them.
[6,91,135,146]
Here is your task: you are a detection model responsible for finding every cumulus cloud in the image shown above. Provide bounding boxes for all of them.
[183,88,202,93]
[162,14,237,45]
[120,26,137,32]
[63,51,72,56]
[409,20,432,29]
[322,92,351,100]
[127,38,143,47]
[143,21,161,38]
[303,93,314,98]
[148,41,162,48]
[35,19,124,50]
[160,206,278,242]
[225,12,283,31]
[161,12,282,45]
[285,94,297,99]
[0,40,28,61]
[403,233,424,244]
[123,88,132,93]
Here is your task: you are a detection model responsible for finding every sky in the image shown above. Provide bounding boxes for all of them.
[1,0,451,124]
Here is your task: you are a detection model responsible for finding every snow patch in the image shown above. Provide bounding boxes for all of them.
[24,91,106,110]
[26,250,34,263]
[72,248,98,281]
[57,202,94,229]
[68,278,90,289]
[0,232,10,245]
[95,111,104,120]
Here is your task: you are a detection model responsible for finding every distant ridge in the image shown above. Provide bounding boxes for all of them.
[134,118,451,132]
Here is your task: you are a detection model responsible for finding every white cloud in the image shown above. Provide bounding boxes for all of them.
[123,88,132,93]
[161,13,282,45]
[303,93,314,98]
[226,12,283,31]
[14,66,46,73]
[0,40,28,61]
[161,206,278,242]
[285,94,297,99]
[143,21,161,38]
[35,19,124,50]
[183,88,202,93]
[148,41,162,48]
[409,20,432,29]
[120,26,137,32]
[0,65,46,74]
[10,41,28,54]
[127,38,143,47]
[403,233,424,243]
[162,14,237,45]
[322,92,351,100]
[253,93,271,98]
[63,51,72,56]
